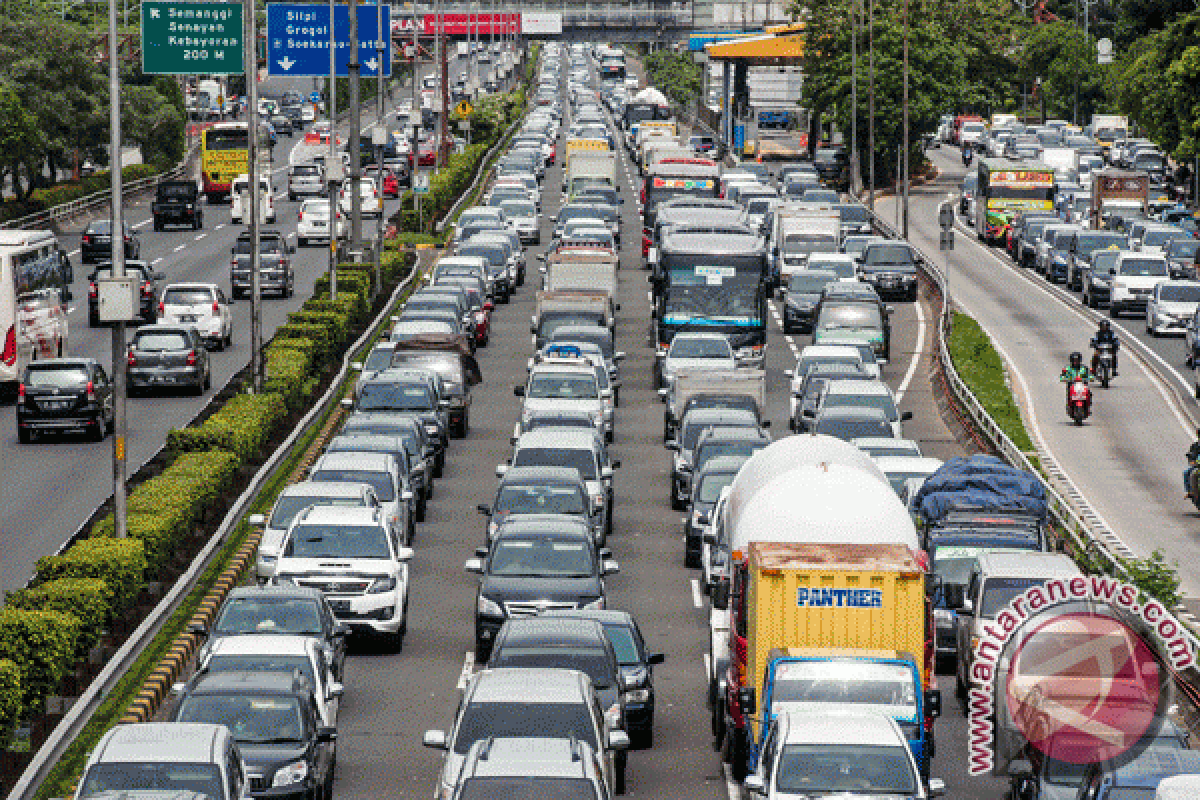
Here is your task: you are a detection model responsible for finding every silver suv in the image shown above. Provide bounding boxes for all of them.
[287,163,325,200]
[423,668,630,797]
[501,430,618,539]
[76,723,248,800]
[451,737,613,800]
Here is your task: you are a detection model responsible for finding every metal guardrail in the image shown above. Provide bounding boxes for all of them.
[4,259,423,800]
[1,158,191,232]
[860,200,1133,580]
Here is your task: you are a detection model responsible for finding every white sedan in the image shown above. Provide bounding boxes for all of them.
[297,198,348,246]
[338,177,384,218]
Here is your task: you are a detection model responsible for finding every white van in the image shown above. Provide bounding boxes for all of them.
[0,230,71,393]
[230,174,275,224]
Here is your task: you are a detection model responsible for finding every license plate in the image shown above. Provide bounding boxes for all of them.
[329,599,351,612]
[179,315,198,323]
[44,400,70,410]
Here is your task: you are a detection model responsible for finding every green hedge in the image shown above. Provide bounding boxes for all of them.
[0,659,19,749]
[166,393,288,462]
[0,164,162,224]
[8,579,110,660]
[287,310,350,352]
[37,538,148,618]
[91,513,185,573]
[0,609,81,713]
[265,345,316,410]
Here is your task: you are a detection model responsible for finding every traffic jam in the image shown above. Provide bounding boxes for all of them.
[68,43,1200,800]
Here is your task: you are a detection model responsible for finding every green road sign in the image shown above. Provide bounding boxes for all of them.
[142,1,244,75]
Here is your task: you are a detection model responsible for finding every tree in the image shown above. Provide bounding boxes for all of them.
[1113,10,1200,161]
[0,84,39,201]
[1018,21,1110,123]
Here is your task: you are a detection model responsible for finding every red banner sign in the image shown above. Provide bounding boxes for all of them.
[391,13,519,36]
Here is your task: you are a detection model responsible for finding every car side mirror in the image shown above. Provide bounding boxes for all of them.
[599,547,613,560]
[495,464,508,477]
[288,245,296,254]
[350,361,363,371]
[657,388,668,401]
[247,514,266,527]
[600,388,613,399]
[187,621,209,638]
[884,305,895,315]
[648,652,665,665]
[665,440,680,451]
[601,466,614,480]
[340,398,353,409]
[695,511,711,526]
[760,419,771,429]
[802,408,816,418]
[602,560,620,575]
[317,726,338,743]
[613,352,626,362]
[901,411,913,421]
[396,547,414,562]
[703,531,717,545]
[333,623,350,637]
[514,385,525,396]
[464,558,484,573]
[327,682,345,699]
[475,547,489,558]
[606,730,630,750]
[744,775,765,796]
[784,369,794,378]
[928,778,946,798]
[422,730,449,750]
[925,689,942,718]
[959,598,974,616]
[477,504,492,515]
[610,459,621,469]
[153,272,166,281]
[438,399,451,409]
[401,490,414,502]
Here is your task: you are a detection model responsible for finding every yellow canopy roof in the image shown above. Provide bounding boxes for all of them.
[705,23,804,63]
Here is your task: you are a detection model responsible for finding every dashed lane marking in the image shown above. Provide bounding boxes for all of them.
[456,651,475,691]
[691,579,704,609]
[895,295,926,405]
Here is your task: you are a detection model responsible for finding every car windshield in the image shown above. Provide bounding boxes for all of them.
[303,200,331,215]
[310,469,394,502]
[823,390,898,421]
[164,288,214,306]
[176,694,305,744]
[788,273,836,294]
[496,485,586,514]
[284,523,391,559]
[1143,229,1180,248]
[528,373,599,399]
[1075,233,1125,254]
[981,577,1049,617]
[205,654,315,687]
[1167,240,1200,260]
[358,382,433,411]
[500,201,536,218]
[697,472,736,503]
[696,442,765,468]
[492,646,614,687]
[269,495,367,529]
[133,331,190,351]
[512,447,596,479]
[1159,284,1200,302]
[817,304,883,331]
[1118,258,1168,277]
[864,244,916,266]
[669,338,732,359]
[363,346,396,372]
[80,763,224,800]
[453,701,597,754]
[458,778,599,800]
[24,365,88,387]
[292,165,319,176]
[815,417,892,440]
[770,660,917,711]
[775,744,916,794]
[488,538,594,577]
[213,596,324,635]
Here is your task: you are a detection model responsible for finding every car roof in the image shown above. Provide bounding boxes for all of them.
[279,481,369,499]
[779,709,907,746]
[697,425,768,443]
[501,466,586,485]
[817,406,891,421]
[824,379,893,396]
[683,408,759,424]
[461,737,594,779]
[93,723,228,764]
[671,332,731,343]
[313,451,393,471]
[184,670,306,696]
[515,430,602,449]
[494,514,591,535]
[545,609,636,628]
[294,505,381,526]
[467,667,589,703]
[853,436,920,451]
[223,585,326,604]
[496,617,607,649]
[208,634,317,656]
[975,551,1080,578]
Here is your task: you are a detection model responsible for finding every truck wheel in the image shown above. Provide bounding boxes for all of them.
[614,752,627,795]
[729,729,748,782]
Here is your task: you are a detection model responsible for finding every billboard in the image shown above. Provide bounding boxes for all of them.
[521,12,562,34]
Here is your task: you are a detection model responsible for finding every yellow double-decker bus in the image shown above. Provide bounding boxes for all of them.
[201,122,249,203]
[976,157,1055,244]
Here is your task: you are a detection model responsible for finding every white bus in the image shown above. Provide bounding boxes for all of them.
[0,230,72,394]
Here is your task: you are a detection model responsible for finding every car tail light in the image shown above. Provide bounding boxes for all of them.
[85,381,96,403]
[82,235,91,245]
[16,383,24,403]
[212,301,220,314]
[186,350,198,366]
[298,212,304,221]
[89,284,98,299]
[127,350,137,367]
[2,325,15,366]
[142,282,152,296]
[639,187,645,204]
[158,301,165,317]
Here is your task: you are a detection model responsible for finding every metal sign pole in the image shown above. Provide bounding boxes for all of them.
[245,0,263,392]
[350,0,363,251]
[109,0,127,537]
[329,0,339,299]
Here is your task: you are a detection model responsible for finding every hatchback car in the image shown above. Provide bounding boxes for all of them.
[126,324,211,396]
[16,358,114,443]
[287,163,325,201]
[80,219,139,265]
[159,283,234,350]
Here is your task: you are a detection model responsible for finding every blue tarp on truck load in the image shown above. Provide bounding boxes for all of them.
[914,455,1048,523]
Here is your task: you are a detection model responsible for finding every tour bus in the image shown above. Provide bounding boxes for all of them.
[0,230,72,395]
[976,157,1055,244]
[201,122,250,203]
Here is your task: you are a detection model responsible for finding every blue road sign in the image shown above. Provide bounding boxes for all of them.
[309,91,320,103]
[267,4,392,77]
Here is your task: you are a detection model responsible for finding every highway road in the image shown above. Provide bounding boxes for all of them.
[323,62,1009,800]
[879,149,1200,613]
[0,50,502,593]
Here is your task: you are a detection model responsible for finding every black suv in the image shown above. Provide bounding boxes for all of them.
[171,671,337,800]
[87,261,163,326]
[466,523,619,661]
[859,241,920,301]
[152,180,203,230]
[196,585,349,681]
[16,358,114,443]
[231,231,295,298]
[80,219,140,264]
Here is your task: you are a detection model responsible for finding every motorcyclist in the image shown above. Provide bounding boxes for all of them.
[1060,351,1091,398]
[1090,319,1119,376]
[1186,428,1200,499]
[962,144,973,166]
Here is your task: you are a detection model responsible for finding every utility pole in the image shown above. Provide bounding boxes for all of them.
[439,0,449,166]
[375,0,385,294]
[850,0,859,195]
[349,0,363,251]
[108,0,127,537]
[245,0,263,391]
[329,0,339,300]
[867,0,875,208]
[901,0,909,239]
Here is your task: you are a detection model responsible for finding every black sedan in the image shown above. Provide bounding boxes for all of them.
[16,358,114,443]
[80,219,140,265]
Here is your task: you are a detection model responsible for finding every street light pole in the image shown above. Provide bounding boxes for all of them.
[867,0,875,208]
[901,0,909,239]
[245,0,263,391]
[329,0,339,300]
[850,0,859,195]
[108,0,127,537]
[349,0,363,251]
[375,0,385,295]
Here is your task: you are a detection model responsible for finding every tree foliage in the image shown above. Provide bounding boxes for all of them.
[642,50,703,110]
[1018,20,1111,123]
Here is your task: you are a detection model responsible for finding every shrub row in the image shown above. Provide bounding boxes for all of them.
[0,660,19,750]
[0,164,162,224]
[0,609,82,715]
[166,393,289,462]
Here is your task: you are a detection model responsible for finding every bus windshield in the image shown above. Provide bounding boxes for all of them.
[205,128,248,150]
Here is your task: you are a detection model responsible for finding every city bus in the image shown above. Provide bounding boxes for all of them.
[201,122,249,203]
[0,230,72,396]
[976,157,1055,244]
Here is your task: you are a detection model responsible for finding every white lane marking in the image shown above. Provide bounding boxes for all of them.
[132,219,152,229]
[214,224,226,231]
[895,297,926,404]
[724,763,743,800]
[691,578,704,609]
[952,217,1195,436]
[703,652,711,681]
[194,233,207,241]
[173,244,185,252]
[456,651,475,691]
[150,257,162,265]
[68,248,80,257]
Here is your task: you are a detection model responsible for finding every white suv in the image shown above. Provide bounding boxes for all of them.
[517,357,610,441]
[272,505,414,647]
[159,283,233,350]
[308,451,413,545]
[1109,251,1170,318]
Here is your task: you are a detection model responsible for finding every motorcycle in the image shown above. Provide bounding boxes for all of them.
[1094,343,1115,388]
[1067,379,1092,426]
[962,148,974,167]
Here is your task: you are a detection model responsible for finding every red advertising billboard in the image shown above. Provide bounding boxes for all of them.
[391,13,519,36]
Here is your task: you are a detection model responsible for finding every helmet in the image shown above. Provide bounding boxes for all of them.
[1099,319,1111,332]
[1070,351,1083,367]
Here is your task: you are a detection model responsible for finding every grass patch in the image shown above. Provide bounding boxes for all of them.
[31,264,426,800]
[946,310,1035,453]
